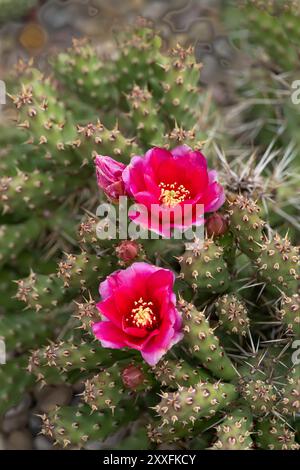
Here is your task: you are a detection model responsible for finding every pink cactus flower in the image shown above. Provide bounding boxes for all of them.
[92,262,183,366]
[122,145,225,236]
[95,155,126,201]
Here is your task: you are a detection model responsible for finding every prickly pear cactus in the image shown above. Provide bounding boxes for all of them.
[0,22,299,452]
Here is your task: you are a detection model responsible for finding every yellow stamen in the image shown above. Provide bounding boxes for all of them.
[159,182,190,208]
[126,297,157,329]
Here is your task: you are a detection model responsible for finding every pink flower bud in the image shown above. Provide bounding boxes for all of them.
[95,155,126,201]
[121,364,145,390]
[206,213,228,237]
[116,240,140,263]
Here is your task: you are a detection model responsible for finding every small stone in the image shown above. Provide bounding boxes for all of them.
[84,441,103,450]
[1,410,29,434]
[33,384,53,402]
[28,410,43,436]
[4,393,32,418]
[72,380,85,394]
[33,435,54,450]
[70,395,82,407]
[5,429,33,450]
[37,385,73,413]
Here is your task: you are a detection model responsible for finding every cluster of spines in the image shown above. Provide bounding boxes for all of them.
[215,294,250,336]
[238,378,278,416]
[73,120,139,164]
[179,300,237,381]
[27,340,129,386]
[152,358,211,387]
[40,402,140,448]
[179,237,230,293]
[211,406,254,450]
[153,381,238,430]
[15,272,65,312]
[279,294,300,335]
[82,361,154,413]
[0,170,77,215]
[278,368,300,417]
[126,85,165,146]
[255,416,300,450]
[227,194,299,298]
[53,38,117,110]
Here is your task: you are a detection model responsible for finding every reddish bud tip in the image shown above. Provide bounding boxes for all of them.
[121,364,145,390]
[206,213,229,237]
[116,240,140,263]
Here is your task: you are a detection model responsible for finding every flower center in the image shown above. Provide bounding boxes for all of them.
[125,297,159,330]
[159,182,190,208]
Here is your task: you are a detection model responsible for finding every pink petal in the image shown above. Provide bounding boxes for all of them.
[92,321,127,349]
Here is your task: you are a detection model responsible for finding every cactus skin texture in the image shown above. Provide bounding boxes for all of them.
[227,194,299,298]
[238,378,278,416]
[53,39,117,111]
[256,417,300,450]
[82,361,154,413]
[179,238,230,294]
[215,294,250,337]
[211,406,254,450]
[0,308,67,353]
[279,294,300,336]
[40,403,140,448]
[179,300,237,381]
[152,358,211,387]
[126,85,165,146]
[154,381,238,429]
[278,368,300,418]
[0,357,34,415]
[225,0,300,72]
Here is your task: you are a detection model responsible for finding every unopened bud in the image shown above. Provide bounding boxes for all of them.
[116,240,140,263]
[206,213,229,237]
[121,364,145,390]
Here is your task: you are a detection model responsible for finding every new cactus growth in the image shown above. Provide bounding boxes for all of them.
[179,238,230,294]
[215,294,250,336]
[279,294,300,335]
[211,406,253,450]
[179,301,237,381]
[256,417,300,450]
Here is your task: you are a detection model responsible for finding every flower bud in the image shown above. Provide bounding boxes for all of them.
[206,213,229,237]
[95,155,126,201]
[116,240,140,263]
[121,364,145,390]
